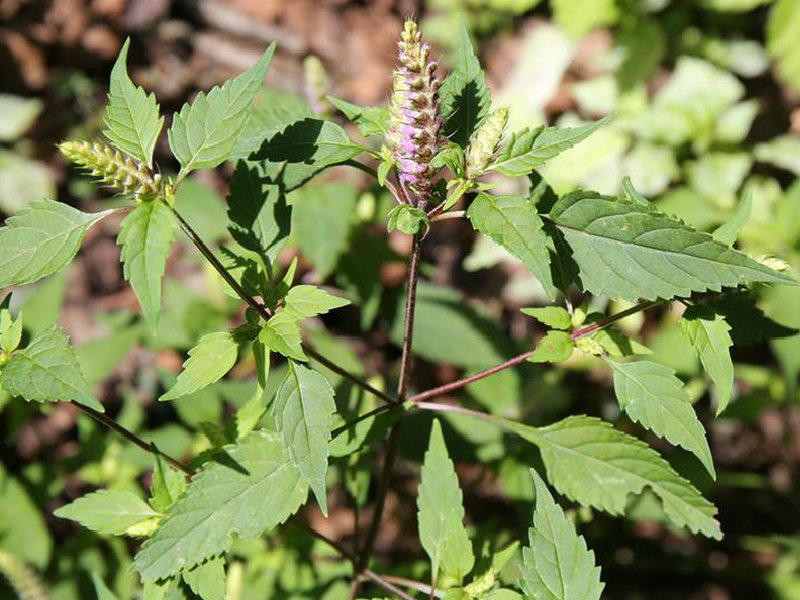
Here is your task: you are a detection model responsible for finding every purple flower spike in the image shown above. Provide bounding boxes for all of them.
[385,19,442,204]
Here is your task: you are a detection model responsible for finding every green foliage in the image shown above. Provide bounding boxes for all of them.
[680,306,734,415]
[0,200,112,288]
[55,489,159,536]
[0,326,103,411]
[521,306,571,330]
[548,191,793,302]
[492,119,609,177]
[169,45,275,179]
[468,193,556,299]
[387,204,430,235]
[182,557,226,600]
[521,469,603,600]
[767,0,800,95]
[440,22,492,147]
[607,359,714,477]
[528,330,574,363]
[328,96,390,137]
[160,331,240,401]
[418,419,475,583]
[273,361,336,515]
[512,416,722,539]
[261,312,306,361]
[282,285,350,318]
[118,199,177,328]
[103,39,163,168]
[133,430,308,581]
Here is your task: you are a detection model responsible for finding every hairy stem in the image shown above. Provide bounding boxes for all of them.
[354,233,423,582]
[409,298,664,404]
[75,404,193,476]
[170,203,396,406]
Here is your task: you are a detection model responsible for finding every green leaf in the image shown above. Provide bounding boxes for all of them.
[150,455,187,514]
[183,556,226,600]
[133,433,307,581]
[0,464,51,568]
[468,192,556,299]
[521,306,571,330]
[387,204,430,235]
[712,292,797,347]
[528,331,574,363]
[118,200,177,329]
[226,161,290,264]
[440,23,491,147]
[0,199,112,288]
[289,182,357,278]
[160,332,239,401]
[680,306,734,416]
[327,96,389,137]
[492,119,609,177]
[767,0,800,95]
[169,45,275,178]
[273,361,336,515]
[521,469,604,600]
[608,359,714,477]
[283,285,350,319]
[548,191,795,302]
[0,326,103,411]
[55,489,158,536]
[712,189,753,246]
[261,312,307,361]
[418,419,475,583]
[0,307,23,352]
[92,573,121,600]
[104,39,164,168]
[251,118,362,189]
[511,416,722,539]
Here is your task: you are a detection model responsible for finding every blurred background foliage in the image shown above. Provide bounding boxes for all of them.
[1,0,800,598]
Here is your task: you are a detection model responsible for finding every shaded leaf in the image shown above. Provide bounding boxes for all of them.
[273,361,336,515]
[680,306,734,415]
[133,430,308,581]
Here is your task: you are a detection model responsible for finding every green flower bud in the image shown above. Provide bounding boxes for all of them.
[465,106,509,180]
[59,140,162,199]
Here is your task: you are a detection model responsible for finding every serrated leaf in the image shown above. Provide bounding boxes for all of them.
[92,573,121,600]
[0,199,112,288]
[510,416,722,539]
[273,361,335,515]
[528,330,574,363]
[440,23,491,147]
[251,118,362,189]
[327,96,390,137]
[283,285,350,319]
[182,557,226,600]
[133,430,308,581]
[492,119,609,177]
[118,200,176,329]
[261,312,307,361]
[468,192,556,299]
[226,161,290,264]
[521,469,604,600]
[160,332,239,401]
[608,359,714,477]
[548,191,795,302]
[521,306,571,330]
[712,189,752,246]
[0,326,103,411]
[680,306,734,416]
[104,39,164,167]
[387,204,429,235]
[55,489,158,536]
[169,45,275,178]
[418,419,475,583]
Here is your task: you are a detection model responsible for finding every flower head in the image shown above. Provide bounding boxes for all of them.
[59,140,162,198]
[385,19,442,203]
[465,106,509,180]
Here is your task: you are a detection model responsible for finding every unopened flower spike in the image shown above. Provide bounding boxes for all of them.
[465,106,509,180]
[384,18,442,205]
[59,140,162,199]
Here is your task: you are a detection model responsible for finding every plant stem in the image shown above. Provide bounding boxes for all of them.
[408,298,664,404]
[75,404,193,475]
[431,210,466,222]
[170,203,396,406]
[331,402,400,439]
[382,575,444,599]
[354,233,423,579]
[343,159,402,204]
